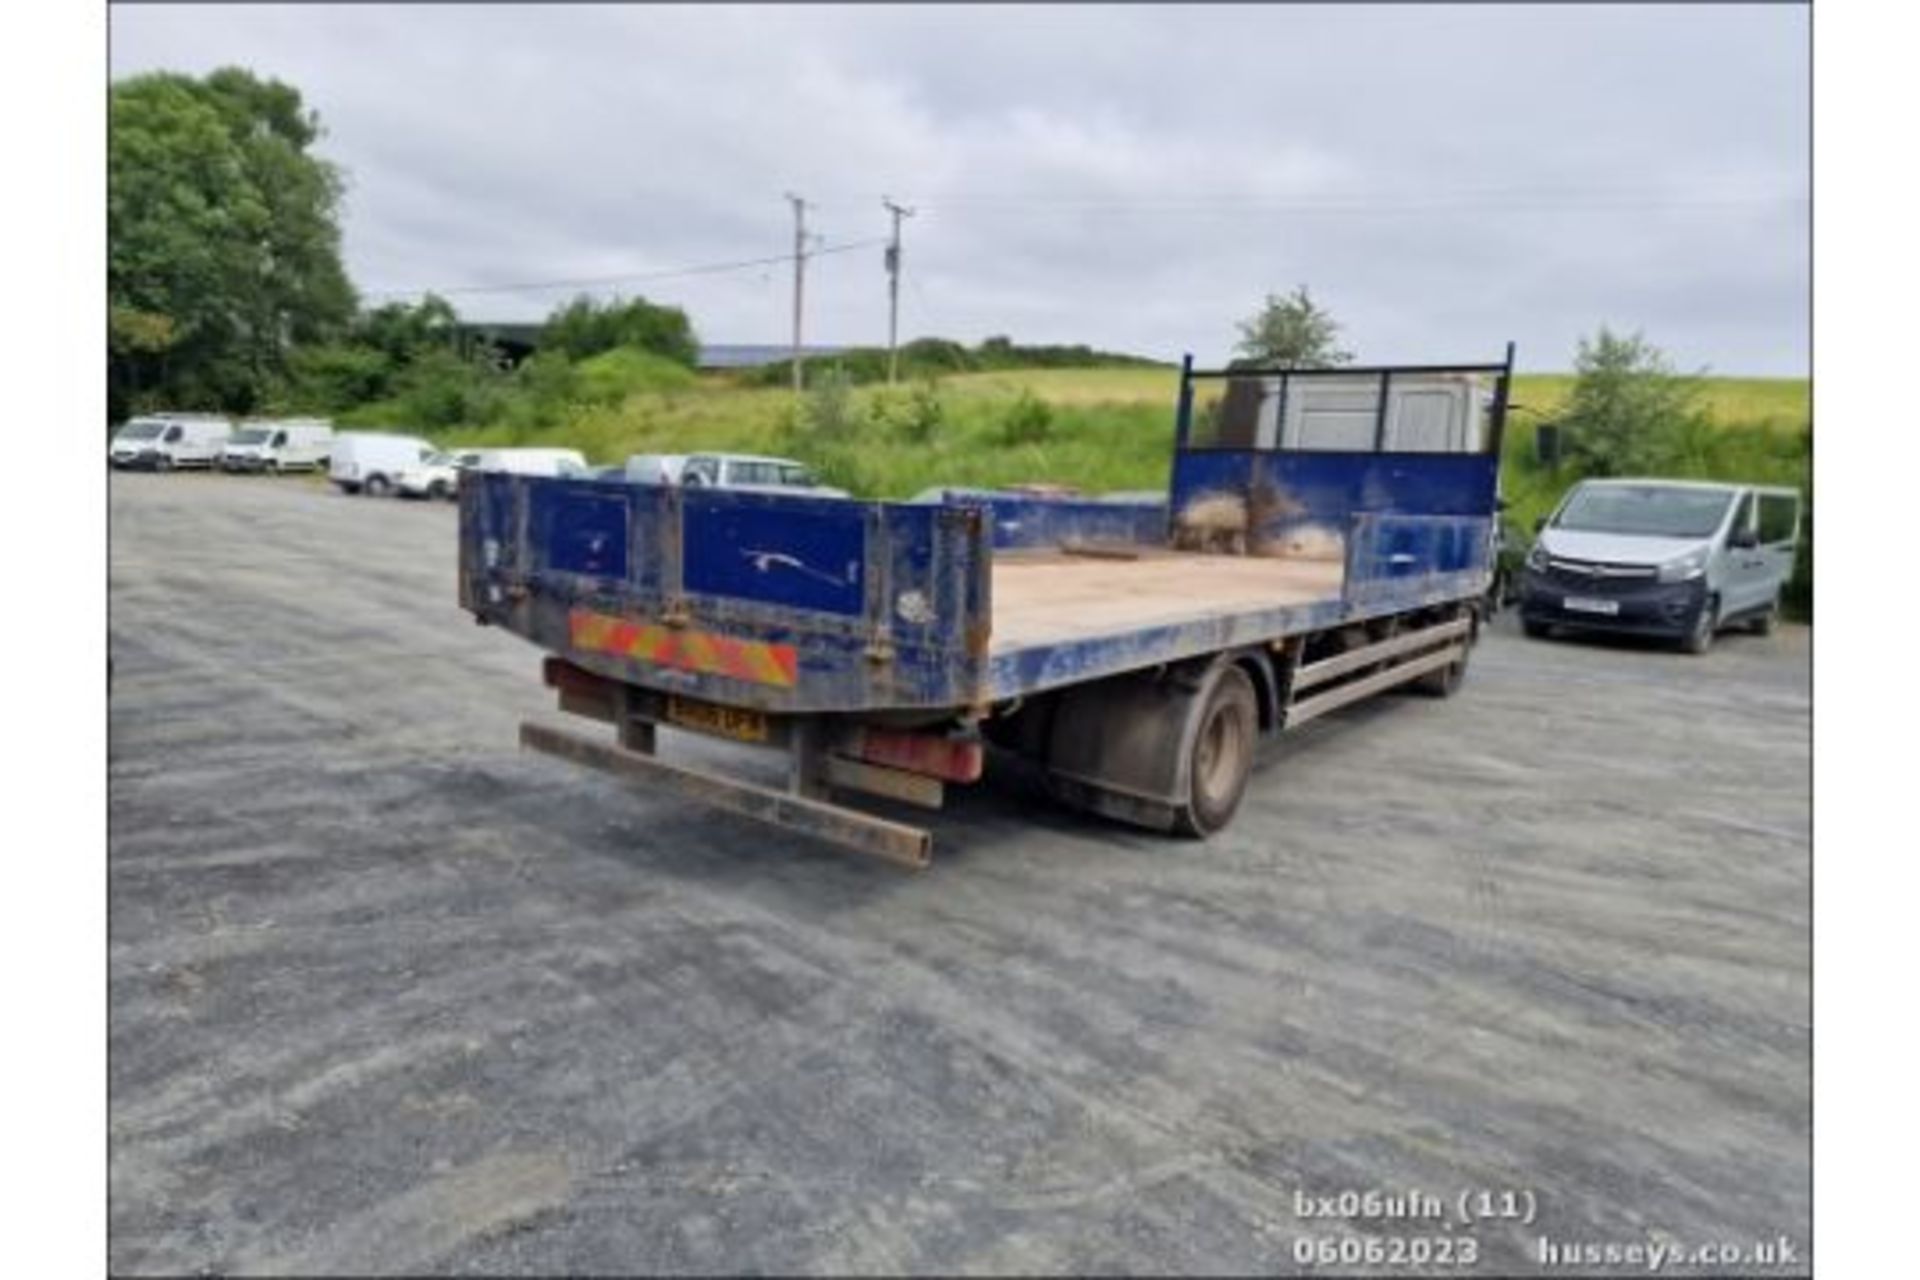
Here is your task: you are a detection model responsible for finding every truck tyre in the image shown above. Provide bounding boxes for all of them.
[364,473,392,497]
[1522,618,1551,639]
[1173,664,1258,837]
[428,479,450,501]
[1682,594,1719,655]
[1749,597,1779,636]
[154,455,173,473]
[1413,637,1472,698]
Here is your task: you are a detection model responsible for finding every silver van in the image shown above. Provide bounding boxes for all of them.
[1518,478,1801,654]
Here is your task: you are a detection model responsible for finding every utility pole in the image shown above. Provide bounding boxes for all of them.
[881,196,915,386]
[786,192,810,394]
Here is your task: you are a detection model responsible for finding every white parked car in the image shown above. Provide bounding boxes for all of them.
[218,419,334,473]
[395,449,483,501]
[470,447,590,478]
[679,453,846,497]
[109,413,232,470]
[622,453,689,485]
[330,432,435,496]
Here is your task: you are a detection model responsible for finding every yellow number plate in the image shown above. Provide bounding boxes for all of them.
[666,696,769,743]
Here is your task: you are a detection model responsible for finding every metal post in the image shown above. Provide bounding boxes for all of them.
[1174,353,1195,448]
[882,197,915,386]
[1488,340,1516,458]
[1372,370,1394,452]
[786,193,809,395]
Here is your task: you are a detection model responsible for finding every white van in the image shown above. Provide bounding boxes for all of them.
[219,419,334,473]
[330,432,436,496]
[471,448,589,478]
[1519,478,1802,654]
[109,413,232,470]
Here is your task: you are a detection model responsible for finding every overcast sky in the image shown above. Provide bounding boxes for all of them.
[111,3,1809,373]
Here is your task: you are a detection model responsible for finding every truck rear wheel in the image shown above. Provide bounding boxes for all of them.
[364,473,392,497]
[1413,612,1474,697]
[1173,665,1257,837]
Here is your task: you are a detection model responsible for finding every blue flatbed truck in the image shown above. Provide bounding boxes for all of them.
[459,349,1514,867]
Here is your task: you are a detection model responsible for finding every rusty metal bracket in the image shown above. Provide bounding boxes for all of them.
[520,721,933,869]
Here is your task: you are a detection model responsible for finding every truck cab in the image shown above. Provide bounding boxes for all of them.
[1519,478,1801,653]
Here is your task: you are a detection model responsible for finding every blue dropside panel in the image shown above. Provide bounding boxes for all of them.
[1171,450,1498,524]
[461,473,997,713]
[530,482,631,580]
[683,494,868,617]
[958,496,1168,551]
[1168,449,1496,609]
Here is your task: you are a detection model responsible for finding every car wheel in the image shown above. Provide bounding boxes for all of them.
[1172,664,1258,837]
[364,474,392,497]
[154,455,173,473]
[427,480,449,501]
[1682,594,1719,655]
[1750,598,1779,636]
[265,460,281,476]
[1522,618,1552,639]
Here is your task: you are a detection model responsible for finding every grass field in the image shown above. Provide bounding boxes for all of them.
[415,363,1809,505]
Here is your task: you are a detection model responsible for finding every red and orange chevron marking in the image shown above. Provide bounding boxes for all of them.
[568,608,798,688]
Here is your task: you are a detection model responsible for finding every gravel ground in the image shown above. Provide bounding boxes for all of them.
[109,472,1811,1275]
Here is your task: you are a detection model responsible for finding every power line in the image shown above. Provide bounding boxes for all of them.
[874,180,1804,215]
[361,236,888,302]
[909,195,1805,215]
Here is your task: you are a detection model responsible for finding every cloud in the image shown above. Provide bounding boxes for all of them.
[110,3,1808,372]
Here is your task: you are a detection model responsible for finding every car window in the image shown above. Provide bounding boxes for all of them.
[684,457,719,485]
[732,461,779,486]
[1757,493,1799,545]
[778,464,817,487]
[271,432,288,447]
[163,426,183,443]
[1553,485,1734,539]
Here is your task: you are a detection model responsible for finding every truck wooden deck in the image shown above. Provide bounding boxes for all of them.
[459,349,1514,866]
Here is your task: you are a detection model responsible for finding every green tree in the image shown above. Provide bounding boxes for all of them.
[353,294,460,366]
[1559,328,1706,476]
[109,67,355,417]
[1233,285,1353,368]
[539,294,699,366]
